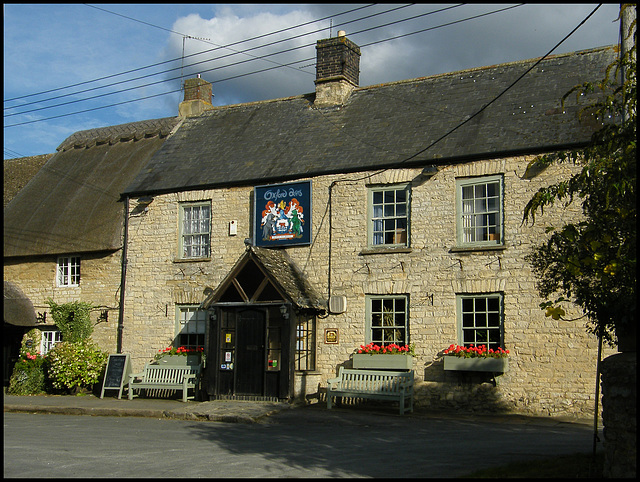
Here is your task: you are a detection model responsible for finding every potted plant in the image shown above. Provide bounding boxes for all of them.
[351,343,415,370]
[153,346,204,366]
[442,344,509,373]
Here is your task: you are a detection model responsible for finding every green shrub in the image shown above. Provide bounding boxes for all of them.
[46,340,108,392]
[46,299,94,342]
[8,352,47,395]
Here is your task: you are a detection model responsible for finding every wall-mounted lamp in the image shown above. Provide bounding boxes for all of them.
[36,312,47,324]
[421,165,438,176]
[209,309,217,322]
[279,304,289,320]
[98,310,109,323]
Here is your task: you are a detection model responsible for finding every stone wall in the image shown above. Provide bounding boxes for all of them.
[600,352,637,478]
[121,154,616,418]
[4,252,121,353]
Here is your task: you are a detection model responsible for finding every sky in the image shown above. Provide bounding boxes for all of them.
[3,3,623,160]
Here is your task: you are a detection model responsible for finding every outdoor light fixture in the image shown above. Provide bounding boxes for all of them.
[280,304,289,320]
[36,312,47,323]
[98,310,109,323]
[421,165,438,176]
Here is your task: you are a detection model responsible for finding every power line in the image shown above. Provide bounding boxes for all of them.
[320,3,604,183]
[4,3,423,114]
[7,4,511,124]
[4,147,28,159]
[4,3,381,104]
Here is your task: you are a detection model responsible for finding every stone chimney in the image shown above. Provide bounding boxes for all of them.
[314,31,360,107]
[179,76,213,117]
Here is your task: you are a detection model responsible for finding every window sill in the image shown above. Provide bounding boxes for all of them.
[173,257,211,263]
[359,246,412,255]
[449,245,506,253]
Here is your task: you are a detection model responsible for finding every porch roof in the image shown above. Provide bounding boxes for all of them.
[202,246,327,313]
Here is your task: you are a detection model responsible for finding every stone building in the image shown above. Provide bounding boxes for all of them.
[4,33,618,417]
[119,34,617,416]
[3,119,179,383]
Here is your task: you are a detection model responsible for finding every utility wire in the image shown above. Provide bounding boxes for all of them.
[6,4,509,123]
[4,3,382,104]
[323,3,604,186]
[4,4,432,113]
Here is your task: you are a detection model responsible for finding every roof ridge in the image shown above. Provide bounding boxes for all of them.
[57,116,180,151]
[355,44,619,93]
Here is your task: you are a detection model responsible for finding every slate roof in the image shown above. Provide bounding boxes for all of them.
[124,46,617,197]
[4,118,180,257]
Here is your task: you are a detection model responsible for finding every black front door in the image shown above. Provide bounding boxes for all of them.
[235,309,265,396]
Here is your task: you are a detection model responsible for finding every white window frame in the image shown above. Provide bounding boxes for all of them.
[456,175,503,247]
[56,256,80,287]
[179,201,211,259]
[367,184,410,247]
[456,293,504,350]
[40,329,63,355]
[365,294,409,346]
[175,305,207,350]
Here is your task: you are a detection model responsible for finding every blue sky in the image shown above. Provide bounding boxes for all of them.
[4,4,622,160]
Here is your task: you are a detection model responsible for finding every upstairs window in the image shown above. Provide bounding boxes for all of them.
[456,175,503,247]
[368,185,410,247]
[180,202,211,259]
[57,256,80,287]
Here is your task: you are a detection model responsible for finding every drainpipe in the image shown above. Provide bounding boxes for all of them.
[117,196,129,353]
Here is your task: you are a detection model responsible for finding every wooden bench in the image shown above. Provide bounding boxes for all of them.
[128,364,201,402]
[326,367,414,415]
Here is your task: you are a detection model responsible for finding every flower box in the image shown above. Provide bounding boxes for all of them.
[153,354,201,366]
[443,356,508,373]
[352,353,413,370]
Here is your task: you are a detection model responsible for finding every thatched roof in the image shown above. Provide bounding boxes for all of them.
[4,281,37,327]
[3,154,53,207]
[4,117,180,257]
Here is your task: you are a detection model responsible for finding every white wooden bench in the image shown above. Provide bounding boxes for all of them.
[128,364,201,402]
[326,367,414,415]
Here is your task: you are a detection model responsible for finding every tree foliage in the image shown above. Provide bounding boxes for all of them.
[523,8,636,346]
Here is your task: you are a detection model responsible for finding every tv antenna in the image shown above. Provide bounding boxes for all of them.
[181,35,211,88]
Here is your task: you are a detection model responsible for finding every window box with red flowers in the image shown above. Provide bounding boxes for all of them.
[442,344,509,373]
[351,343,414,370]
[153,346,204,366]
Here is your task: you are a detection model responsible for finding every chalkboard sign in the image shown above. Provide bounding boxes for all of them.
[100,354,132,399]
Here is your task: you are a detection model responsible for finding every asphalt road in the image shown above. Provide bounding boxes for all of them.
[4,410,596,478]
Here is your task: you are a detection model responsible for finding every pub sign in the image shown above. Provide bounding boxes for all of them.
[254,180,312,247]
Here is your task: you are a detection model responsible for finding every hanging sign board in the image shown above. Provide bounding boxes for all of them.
[100,354,132,399]
[254,180,312,247]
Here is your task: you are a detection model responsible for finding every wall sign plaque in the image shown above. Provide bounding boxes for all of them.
[254,180,312,247]
[324,328,339,344]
